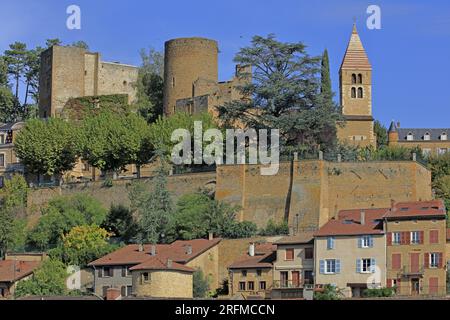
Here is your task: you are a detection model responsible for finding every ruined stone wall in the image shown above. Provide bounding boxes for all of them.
[98,62,138,104]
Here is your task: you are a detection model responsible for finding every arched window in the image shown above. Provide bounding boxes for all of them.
[441,132,447,141]
[358,74,363,84]
[407,132,414,141]
[357,87,363,98]
[424,132,431,141]
[351,74,357,84]
[351,87,356,98]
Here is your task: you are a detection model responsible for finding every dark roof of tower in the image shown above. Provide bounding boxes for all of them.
[340,24,371,70]
[388,121,397,133]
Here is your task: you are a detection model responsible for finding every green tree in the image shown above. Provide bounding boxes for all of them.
[134,48,164,123]
[0,56,8,87]
[28,194,107,249]
[45,38,62,48]
[0,174,28,209]
[0,86,20,123]
[374,120,388,148]
[14,118,79,183]
[217,34,343,153]
[313,284,345,300]
[259,219,289,236]
[15,259,67,298]
[101,204,138,243]
[24,46,44,106]
[193,269,210,298]
[320,49,333,106]
[4,42,27,99]
[79,110,153,177]
[129,167,173,244]
[50,225,114,267]
[70,41,89,50]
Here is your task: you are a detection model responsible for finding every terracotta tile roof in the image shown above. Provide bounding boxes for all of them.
[88,238,221,267]
[129,257,194,272]
[0,260,41,283]
[340,24,371,70]
[274,232,314,245]
[228,243,276,269]
[385,200,446,219]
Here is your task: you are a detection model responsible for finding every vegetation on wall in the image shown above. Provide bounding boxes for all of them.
[61,94,130,121]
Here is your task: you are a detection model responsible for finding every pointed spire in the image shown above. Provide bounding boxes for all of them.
[388,120,397,132]
[340,23,371,70]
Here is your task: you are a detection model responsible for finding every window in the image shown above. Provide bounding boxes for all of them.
[411,231,420,244]
[352,74,357,84]
[438,148,447,155]
[429,253,439,268]
[327,237,335,250]
[259,281,266,290]
[172,77,175,87]
[285,248,294,260]
[407,132,414,141]
[248,281,254,291]
[325,259,336,274]
[103,267,112,277]
[239,281,246,291]
[121,266,130,277]
[440,133,447,141]
[0,134,4,145]
[423,132,431,141]
[359,258,375,273]
[0,154,4,167]
[142,272,150,283]
[304,247,313,259]
[392,232,401,245]
[126,286,132,296]
[357,87,363,98]
[256,269,262,277]
[280,271,288,287]
[351,87,356,98]
[102,286,108,297]
[360,235,372,248]
[358,74,363,84]
[241,270,247,277]
[121,286,126,297]
[429,230,439,244]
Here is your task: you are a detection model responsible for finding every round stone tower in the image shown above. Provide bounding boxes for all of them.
[163,37,218,115]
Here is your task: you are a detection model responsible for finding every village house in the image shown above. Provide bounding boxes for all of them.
[0,253,46,298]
[88,237,221,298]
[271,232,314,299]
[314,208,387,298]
[0,122,25,188]
[385,200,447,296]
[228,242,276,299]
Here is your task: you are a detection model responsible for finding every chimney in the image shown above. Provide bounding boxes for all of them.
[106,287,121,300]
[360,210,365,225]
[150,245,156,256]
[167,259,173,268]
[390,199,395,210]
[185,245,192,255]
[138,244,144,252]
[208,232,214,241]
[248,243,255,257]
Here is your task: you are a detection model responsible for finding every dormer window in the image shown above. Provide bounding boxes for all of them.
[407,132,414,141]
[424,132,431,141]
[441,132,447,141]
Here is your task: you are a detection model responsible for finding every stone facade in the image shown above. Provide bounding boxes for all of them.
[132,269,193,298]
[0,122,25,188]
[38,46,138,118]
[163,37,251,118]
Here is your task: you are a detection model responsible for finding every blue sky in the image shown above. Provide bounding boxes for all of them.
[1,0,449,128]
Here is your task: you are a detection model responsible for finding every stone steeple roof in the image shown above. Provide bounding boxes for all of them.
[340,24,371,70]
[388,120,397,132]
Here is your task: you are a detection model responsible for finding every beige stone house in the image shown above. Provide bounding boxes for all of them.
[88,237,221,298]
[314,208,387,297]
[0,122,25,188]
[271,232,314,299]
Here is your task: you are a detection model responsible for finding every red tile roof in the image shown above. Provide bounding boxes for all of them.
[129,257,194,273]
[0,260,41,283]
[315,200,446,237]
[274,232,314,245]
[88,238,221,268]
[385,200,446,219]
[228,243,276,269]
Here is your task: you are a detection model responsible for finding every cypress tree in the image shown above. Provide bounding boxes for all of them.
[320,49,333,106]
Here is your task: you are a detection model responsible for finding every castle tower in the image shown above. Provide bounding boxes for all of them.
[163,37,219,116]
[388,120,399,146]
[337,24,376,147]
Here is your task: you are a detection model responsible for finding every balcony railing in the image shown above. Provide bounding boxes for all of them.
[397,265,425,276]
[272,279,313,289]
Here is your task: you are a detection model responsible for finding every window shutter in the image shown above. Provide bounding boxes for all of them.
[121,286,126,296]
[419,231,424,244]
[387,232,392,246]
[319,260,325,274]
[356,259,361,273]
[404,232,410,245]
[98,268,102,278]
[400,232,405,245]
[369,236,374,248]
[335,260,341,274]
[438,253,443,268]
[371,258,376,273]
[358,237,362,248]
[424,253,429,268]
